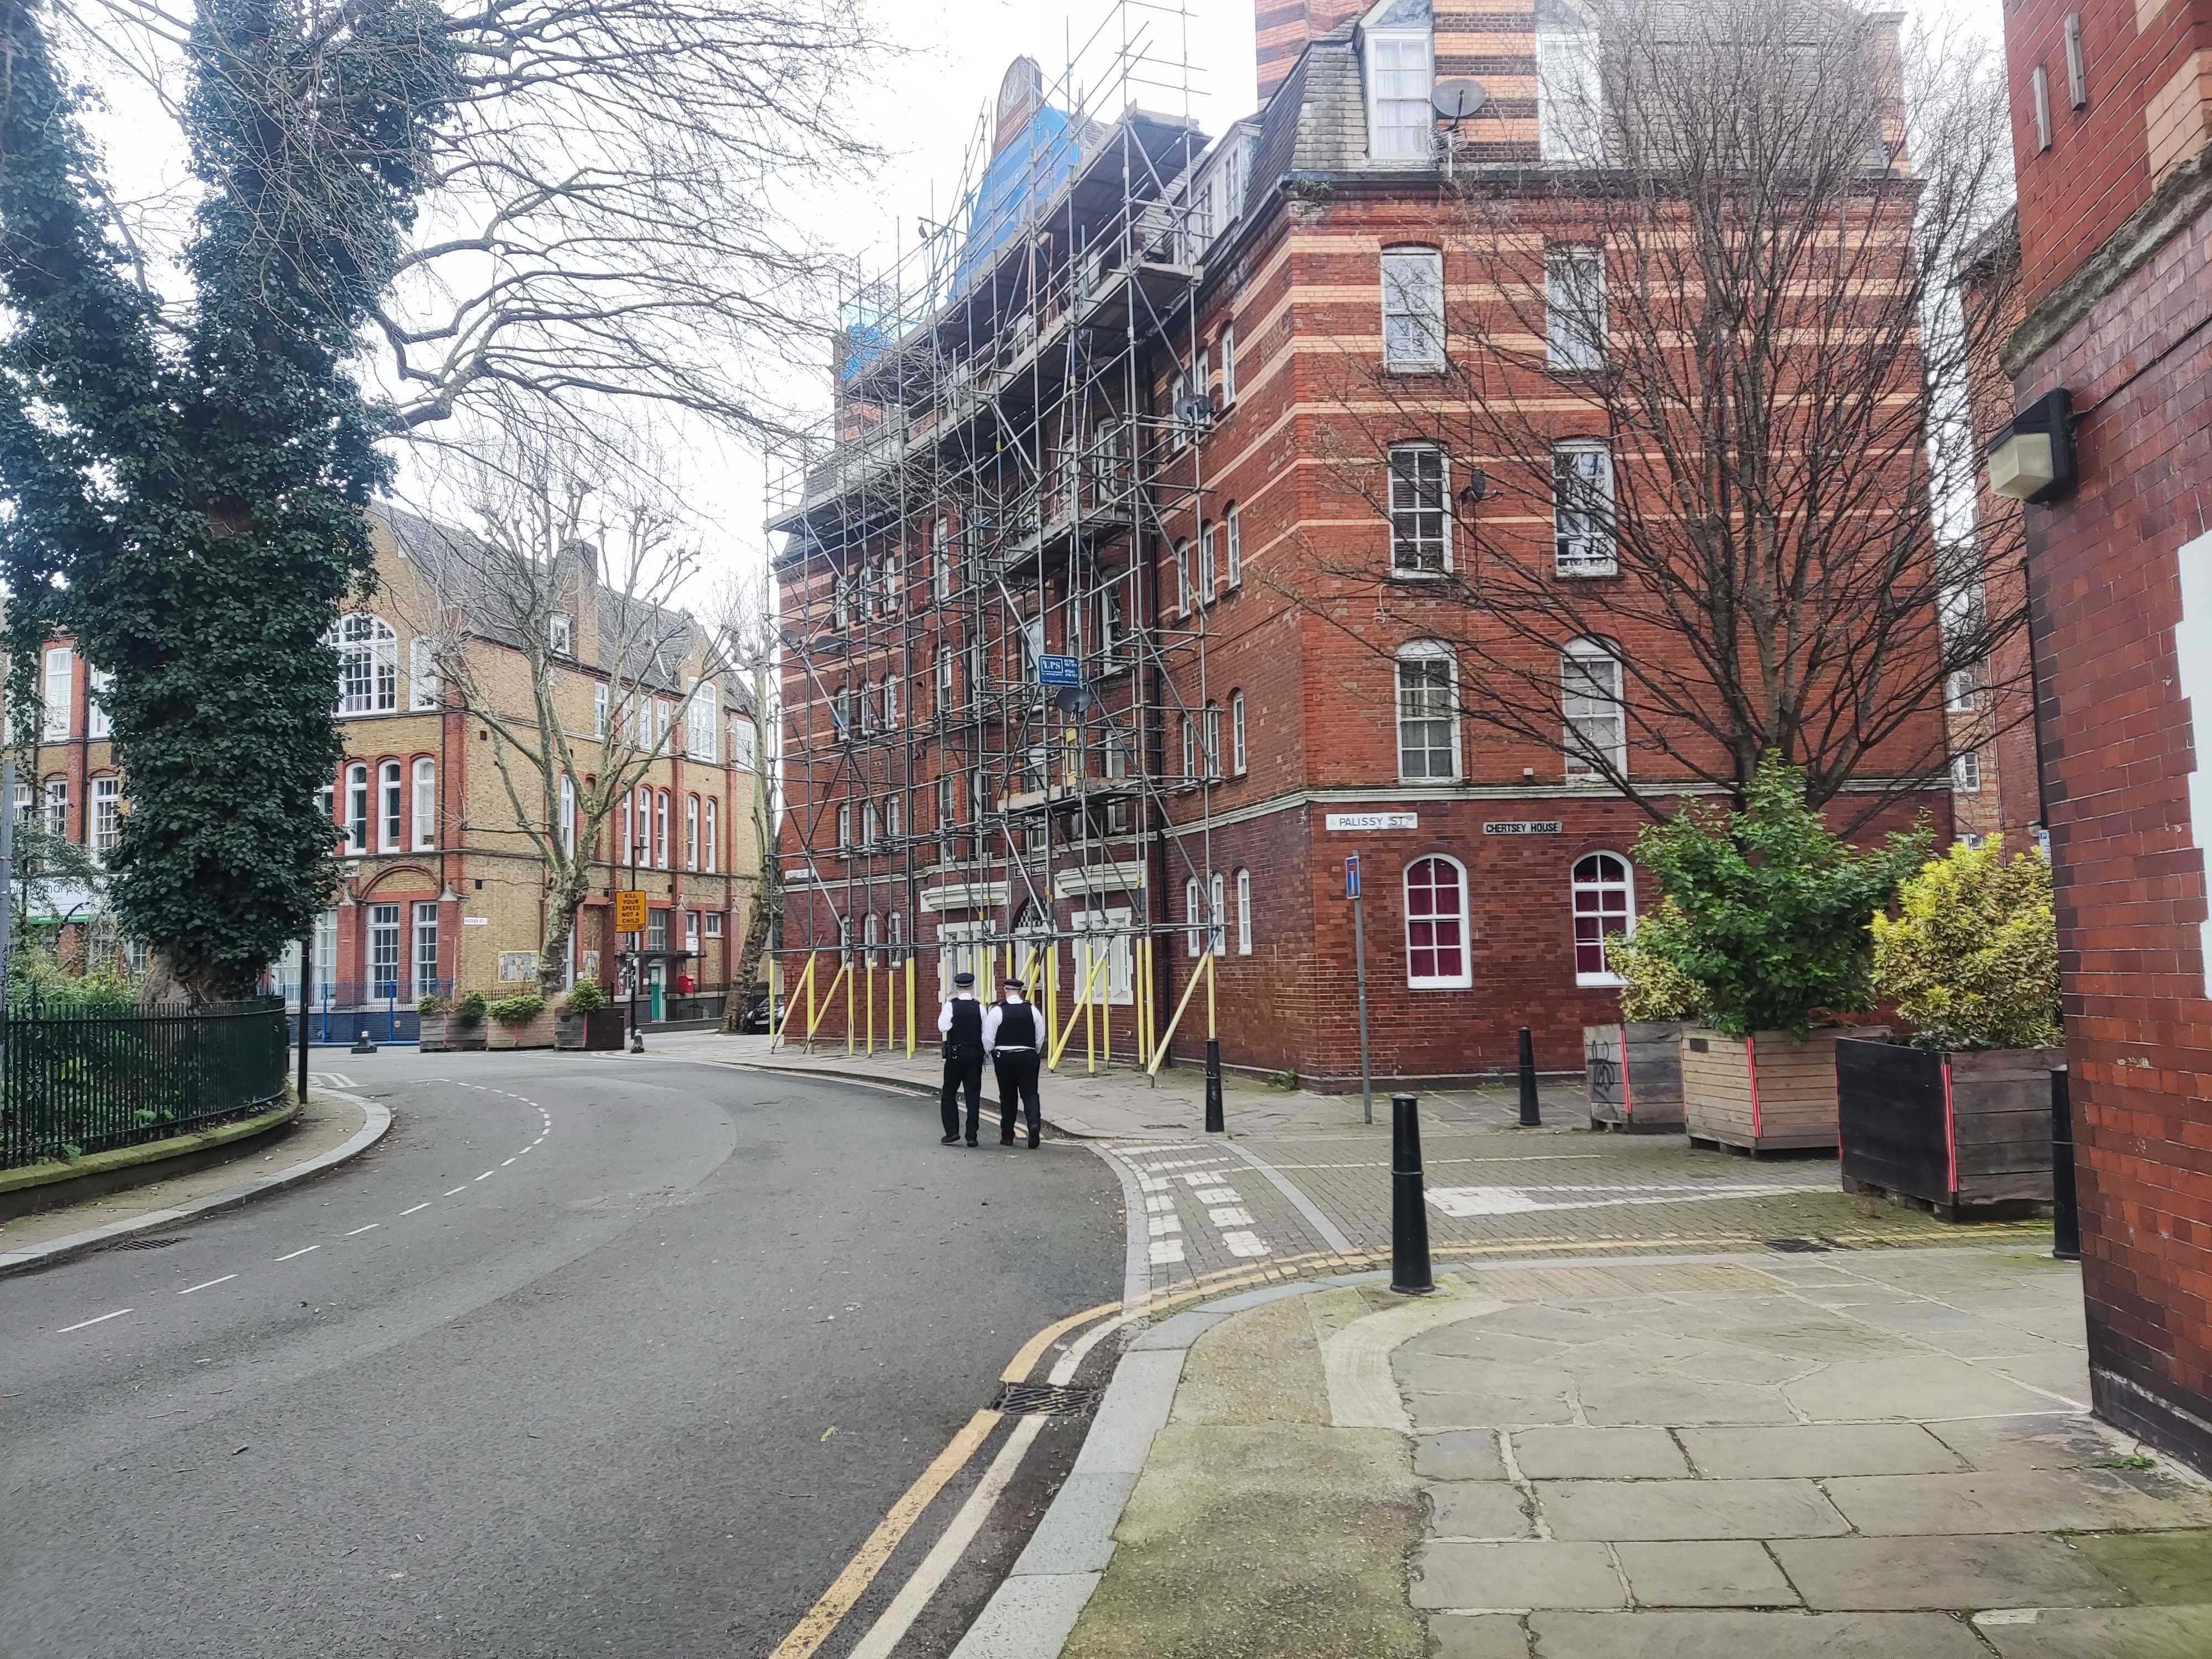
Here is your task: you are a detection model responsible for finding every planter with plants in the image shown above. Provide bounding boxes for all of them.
[1632,757,1924,1155]
[484,992,555,1051]
[554,982,625,1051]
[423,992,488,1052]
[1583,918,1701,1132]
[1837,836,2064,1217]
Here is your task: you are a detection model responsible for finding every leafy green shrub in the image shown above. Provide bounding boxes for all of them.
[1265,1067,1300,1092]
[1609,907,1709,1022]
[6,940,139,1014]
[561,982,607,1015]
[1631,755,1929,1038]
[418,994,445,1016]
[489,993,546,1026]
[454,990,488,1025]
[1871,836,2060,1051]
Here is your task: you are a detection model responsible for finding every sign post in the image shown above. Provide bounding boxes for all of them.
[614,888,648,1051]
[1348,854,1373,1126]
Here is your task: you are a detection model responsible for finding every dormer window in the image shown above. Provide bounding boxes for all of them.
[1536,0,1604,165]
[1363,1,1435,161]
[548,612,574,656]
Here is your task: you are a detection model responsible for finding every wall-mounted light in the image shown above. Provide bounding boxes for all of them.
[1986,388,2076,503]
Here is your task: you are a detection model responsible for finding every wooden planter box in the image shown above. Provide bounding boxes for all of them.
[1682,1026,1884,1154]
[555,1009,626,1051]
[1584,1022,1685,1131]
[1837,1039,2060,1217]
[486,1009,557,1051]
[419,1014,486,1053]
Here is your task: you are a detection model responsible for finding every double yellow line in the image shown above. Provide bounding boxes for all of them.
[765,1297,1122,1659]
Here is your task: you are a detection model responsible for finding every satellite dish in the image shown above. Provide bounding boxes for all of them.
[1176,394,1214,429]
[1053,683,1096,717]
[1432,80,1488,121]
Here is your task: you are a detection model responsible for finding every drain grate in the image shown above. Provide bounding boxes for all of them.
[109,1235,186,1251]
[1764,1237,1833,1254]
[992,1381,1100,1418]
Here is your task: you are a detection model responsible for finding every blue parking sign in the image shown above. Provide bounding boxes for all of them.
[1345,854,1360,898]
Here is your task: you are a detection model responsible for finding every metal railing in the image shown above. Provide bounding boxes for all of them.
[289,979,454,1046]
[2,995,291,1170]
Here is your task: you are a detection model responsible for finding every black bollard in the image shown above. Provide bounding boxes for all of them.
[2052,1065,2081,1262]
[1517,1026,1541,1126]
[1391,1092,1434,1295]
[1204,1039,1225,1134]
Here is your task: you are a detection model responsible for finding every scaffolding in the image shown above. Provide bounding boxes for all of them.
[765,0,1239,1079]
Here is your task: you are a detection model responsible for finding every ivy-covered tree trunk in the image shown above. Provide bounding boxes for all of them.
[1,0,455,1001]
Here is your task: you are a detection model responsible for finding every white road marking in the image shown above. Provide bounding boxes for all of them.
[444,1186,467,1196]
[1148,1215,1181,1237]
[1425,1182,1807,1218]
[58,1308,132,1333]
[1142,1194,1176,1214]
[399,1203,430,1216]
[345,1224,380,1237]
[501,1157,515,1166]
[1192,1187,1239,1204]
[473,1170,494,1182]
[1220,1230,1271,1258]
[178,1275,237,1295]
[275,1245,320,1262]
[1147,1238,1186,1264]
[1208,1207,1255,1227]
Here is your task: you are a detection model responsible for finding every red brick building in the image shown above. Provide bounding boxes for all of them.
[1989,0,2212,1471]
[773,1,1955,1086]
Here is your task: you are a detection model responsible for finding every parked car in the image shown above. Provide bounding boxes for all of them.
[738,993,776,1034]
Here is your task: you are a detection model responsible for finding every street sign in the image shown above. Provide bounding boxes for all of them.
[1326,811,1417,832]
[613,890,648,932]
[1037,654,1081,688]
[1345,854,1361,898]
[1483,820,1563,836]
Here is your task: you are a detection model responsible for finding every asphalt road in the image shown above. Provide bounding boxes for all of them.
[0,1049,1125,1659]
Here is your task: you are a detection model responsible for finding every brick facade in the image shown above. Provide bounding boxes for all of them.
[1999,0,2212,1472]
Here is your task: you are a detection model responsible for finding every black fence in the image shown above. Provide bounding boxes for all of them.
[290,980,453,1047]
[1,996,292,1170]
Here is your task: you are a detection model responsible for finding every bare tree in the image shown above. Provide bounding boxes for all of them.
[53,0,885,442]
[713,563,779,1027]
[394,419,733,1001]
[1294,0,2021,822]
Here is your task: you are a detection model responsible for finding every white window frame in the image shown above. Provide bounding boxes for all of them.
[411,757,436,850]
[1562,639,1627,781]
[1073,907,1134,1005]
[91,775,121,862]
[345,763,369,854]
[87,667,113,739]
[593,682,608,737]
[1404,854,1473,990]
[1224,503,1242,588]
[1185,877,1204,956]
[1947,664,1981,712]
[1388,443,1451,575]
[1952,750,1983,793]
[932,519,952,601]
[703,795,716,872]
[1175,541,1192,614]
[1546,245,1606,371]
[1536,10,1604,165]
[561,774,577,856]
[1396,643,1460,781]
[378,759,404,853]
[1571,851,1636,987]
[41,776,67,842]
[1203,702,1222,777]
[1201,521,1218,602]
[837,801,852,850]
[332,614,398,716]
[656,789,670,867]
[686,681,718,760]
[1553,440,1617,576]
[413,900,441,997]
[1235,868,1253,954]
[548,612,574,656]
[1209,871,1227,955]
[882,674,899,729]
[1219,322,1237,404]
[1231,690,1248,774]
[1365,20,1436,160]
[41,646,72,739]
[409,639,439,711]
[1381,247,1446,371]
[1181,714,1197,780]
[686,794,700,869]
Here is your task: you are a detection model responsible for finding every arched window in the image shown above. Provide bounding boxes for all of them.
[1181,714,1197,780]
[378,759,404,852]
[561,774,577,856]
[1203,702,1222,776]
[618,792,631,862]
[703,796,717,872]
[1185,877,1203,956]
[1209,871,1227,954]
[345,763,369,854]
[91,775,121,862]
[863,911,880,968]
[655,790,670,868]
[1224,502,1241,587]
[685,794,700,869]
[635,787,652,863]
[1230,691,1248,775]
[412,757,436,851]
[1236,867,1253,954]
[332,614,398,715]
[1396,642,1458,780]
[1405,855,1472,989]
[1572,852,1636,985]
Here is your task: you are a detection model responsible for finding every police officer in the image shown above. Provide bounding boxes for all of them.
[984,975,1044,1148]
[936,971,985,1146]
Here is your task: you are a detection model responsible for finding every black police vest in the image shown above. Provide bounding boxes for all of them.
[946,998,984,1056]
[997,1002,1037,1048]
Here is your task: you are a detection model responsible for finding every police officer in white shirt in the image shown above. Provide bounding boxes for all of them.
[936,971,985,1146]
[983,975,1044,1148]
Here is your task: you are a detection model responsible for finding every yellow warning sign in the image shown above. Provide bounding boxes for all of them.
[613,890,649,933]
